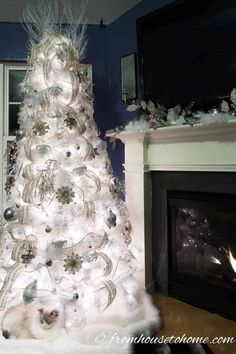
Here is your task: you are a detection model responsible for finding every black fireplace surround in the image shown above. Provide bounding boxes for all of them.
[152,171,236,321]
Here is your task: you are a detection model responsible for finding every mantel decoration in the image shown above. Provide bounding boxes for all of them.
[108,88,236,135]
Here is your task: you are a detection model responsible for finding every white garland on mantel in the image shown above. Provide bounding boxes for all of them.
[108,88,236,134]
[123,114,236,133]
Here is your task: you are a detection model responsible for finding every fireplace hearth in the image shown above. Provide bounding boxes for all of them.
[152,172,236,321]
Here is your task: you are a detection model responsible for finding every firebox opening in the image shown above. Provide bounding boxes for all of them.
[168,190,236,320]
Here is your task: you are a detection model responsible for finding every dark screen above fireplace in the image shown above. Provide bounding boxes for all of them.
[137,0,236,108]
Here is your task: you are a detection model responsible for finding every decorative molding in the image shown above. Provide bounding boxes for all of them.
[148,164,236,172]
[123,163,150,173]
[107,121,236,145]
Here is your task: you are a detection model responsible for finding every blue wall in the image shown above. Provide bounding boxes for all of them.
[105,0,174,180]
[107,0,174,127]
[0,24,28,61]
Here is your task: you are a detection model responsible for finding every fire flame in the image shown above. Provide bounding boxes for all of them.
[210,256,221,265]
[229,248,236,274]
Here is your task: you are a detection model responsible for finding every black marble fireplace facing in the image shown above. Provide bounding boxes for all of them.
[152,171,236,321]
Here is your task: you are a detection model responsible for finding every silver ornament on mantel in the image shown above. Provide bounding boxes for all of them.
[167,105,181,125]
[23,280,37,304]
[231,88,236,106]
[220,100,230,113]
[3,207,18,222]
[211,107,218,116]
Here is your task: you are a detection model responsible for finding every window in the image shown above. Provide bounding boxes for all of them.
[0,63,27,215]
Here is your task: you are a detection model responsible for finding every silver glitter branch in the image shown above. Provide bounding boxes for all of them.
[22,0,88,60]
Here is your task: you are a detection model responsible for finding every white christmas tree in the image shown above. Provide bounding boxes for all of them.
[0,1,159,347]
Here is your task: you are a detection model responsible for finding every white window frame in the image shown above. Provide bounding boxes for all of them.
[0,63,27,218]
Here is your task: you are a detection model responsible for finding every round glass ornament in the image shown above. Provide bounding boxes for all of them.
[3,207,18,221]
[36,144,51,155]
[45,225,52,233]
[16,129,25,141]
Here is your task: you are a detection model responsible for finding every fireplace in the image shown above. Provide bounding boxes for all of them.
[107,122,236,320]
[152,171,236,320]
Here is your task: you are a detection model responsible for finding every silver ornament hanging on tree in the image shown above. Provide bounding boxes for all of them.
[105,210,117,229]
[15,129,25,141]
[46,260,52,267]
[23,280,37,304]
[21,239,37,264]
[3,207,18,222]
[56,186,75,204]
[45,225,52,233]
[65,151,71,158]
[73,292,79,300]
[36,144,51,155]
[82,250,98,263]
[64,253,83,275]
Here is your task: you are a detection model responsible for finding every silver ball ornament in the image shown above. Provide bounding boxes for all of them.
[73,293,79,300]
[45,225,52,233]
[105,210,117,229]
[23,280,37,304]
[46,260,52,267]
[3,207,18,221]
[16,129,25,141]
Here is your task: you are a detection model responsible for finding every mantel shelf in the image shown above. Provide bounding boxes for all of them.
[107,121,236,144]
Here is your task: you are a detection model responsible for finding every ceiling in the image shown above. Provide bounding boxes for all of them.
[0,0,142,25]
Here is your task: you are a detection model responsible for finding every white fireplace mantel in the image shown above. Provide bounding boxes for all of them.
[107,122,236,288]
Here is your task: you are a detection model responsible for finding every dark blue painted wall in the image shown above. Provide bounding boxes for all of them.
[0,24,28,61]
[107,0,174,127]
[105,0,174,180]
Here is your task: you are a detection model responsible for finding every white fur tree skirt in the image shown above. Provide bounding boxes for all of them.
[0,294,160,354]
[0,338,129,354]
